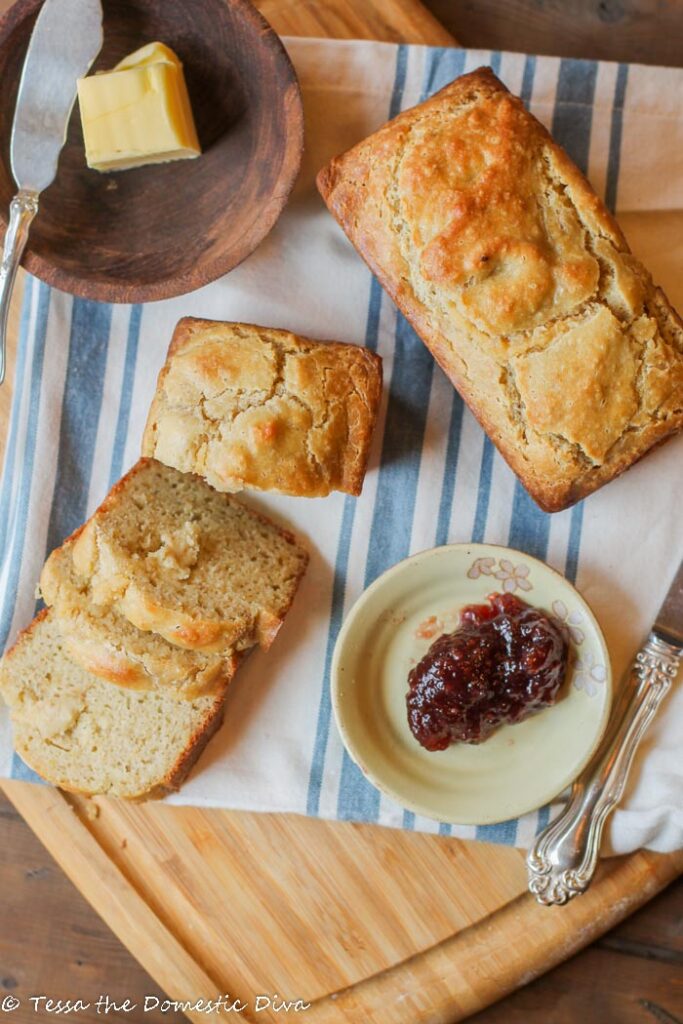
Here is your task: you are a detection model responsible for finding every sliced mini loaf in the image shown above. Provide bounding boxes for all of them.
[0,610,226,798]
[40,533,238,698]
[142,318,383,497]
[69,458,309,654]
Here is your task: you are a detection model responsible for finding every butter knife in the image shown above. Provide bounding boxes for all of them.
[0,0,103,384]
[527,560,683,905]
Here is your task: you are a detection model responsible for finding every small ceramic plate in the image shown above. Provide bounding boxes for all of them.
[331,543,612,825]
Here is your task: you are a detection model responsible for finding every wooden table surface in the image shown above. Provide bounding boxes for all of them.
[1,2,682,1023]
[1,790,681,1024]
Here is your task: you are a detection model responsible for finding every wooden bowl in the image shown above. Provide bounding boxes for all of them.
[0,0,304,302]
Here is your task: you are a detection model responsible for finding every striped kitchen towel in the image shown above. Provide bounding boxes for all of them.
[1,40,682,854]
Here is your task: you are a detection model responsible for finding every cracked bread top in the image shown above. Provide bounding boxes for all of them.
[142,318,383,498]
[317,67,683,511]
[71,459,309,655]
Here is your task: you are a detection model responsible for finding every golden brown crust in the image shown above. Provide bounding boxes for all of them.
[142,318,383,498]
[1,608,229,800]
[29,693,228,801]
[67,458,309,656]
[2,606,51,661]
[147,693,227,799]
[40,524,236,698]
[317,67,683,512]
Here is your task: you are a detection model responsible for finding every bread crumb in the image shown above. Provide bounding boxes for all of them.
[147,522,201,580]
[83,798,100,820]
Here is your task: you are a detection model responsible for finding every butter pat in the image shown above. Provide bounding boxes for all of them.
[78,42,201,172]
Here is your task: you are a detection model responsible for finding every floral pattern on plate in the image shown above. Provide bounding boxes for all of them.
[573,653,608,697]
[465,555,607,698]
[552,599,586,645]
[467,556,532,593]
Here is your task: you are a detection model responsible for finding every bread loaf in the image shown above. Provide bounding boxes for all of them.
[317,67,683,512]
[142,318,383,498]
[0,610,226,799]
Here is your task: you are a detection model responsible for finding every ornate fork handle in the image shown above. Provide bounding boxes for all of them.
[527,633,680,906]
[0,189,39,385]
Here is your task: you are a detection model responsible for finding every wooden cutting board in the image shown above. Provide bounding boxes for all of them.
[2,2,682,1022]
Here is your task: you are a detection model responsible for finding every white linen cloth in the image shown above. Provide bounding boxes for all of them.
[0,39,681,853]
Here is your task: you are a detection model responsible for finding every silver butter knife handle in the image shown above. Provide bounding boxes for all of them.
[527,633,680,906]
[0,189,39,385]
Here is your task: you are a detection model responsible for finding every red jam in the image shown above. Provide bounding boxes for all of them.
[406,592,568,750]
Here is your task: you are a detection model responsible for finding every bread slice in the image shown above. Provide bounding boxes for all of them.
[0,610,226,798]
[40,532,238,698]
[142,318,383,498]
[69,459,309,653]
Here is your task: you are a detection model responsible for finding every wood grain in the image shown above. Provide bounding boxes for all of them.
[0,792,183,1024]
[3,780,682,1024]
[0,0,304,302]
[425,0,683,68]
[470,877,683,1024]
[0,2,681,1024]
[258,0,455,44]
[3,788,681,1024]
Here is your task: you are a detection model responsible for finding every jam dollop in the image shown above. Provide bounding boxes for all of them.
[407,592,568,750]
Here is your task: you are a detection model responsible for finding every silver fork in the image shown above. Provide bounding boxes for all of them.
[527,561,683,905]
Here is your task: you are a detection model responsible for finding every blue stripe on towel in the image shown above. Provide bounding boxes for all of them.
[552,59,598,172]
[109,304,143,488]
[477,818,519,845]
[0,282,51,651]
[0,277,34,560]
[306,45,409,818]
[508,488,551,562]
[520,55,537,107]
[423,47,445,98]
[565,509,583,584]
[537,804,551,831]
[435,394,465,548]
[471,440,495,544]
[424,45,468,96]
[606,65,629,214]
[43,299,113,556]
[363,314,436,587]
[305,492,356,817]
[11,752,44,782]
